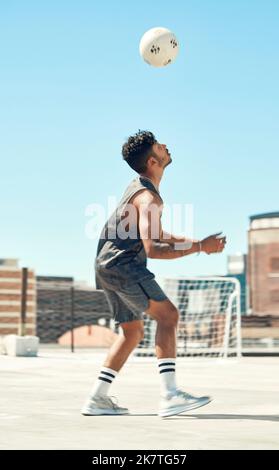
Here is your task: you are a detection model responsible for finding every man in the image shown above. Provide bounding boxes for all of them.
[81,130,226,418]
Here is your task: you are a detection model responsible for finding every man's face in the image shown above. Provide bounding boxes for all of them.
[151,142,172,169]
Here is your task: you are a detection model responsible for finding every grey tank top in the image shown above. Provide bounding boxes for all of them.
[95,176,163,281]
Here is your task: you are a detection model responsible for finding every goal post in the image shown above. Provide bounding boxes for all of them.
[136,277,242,358]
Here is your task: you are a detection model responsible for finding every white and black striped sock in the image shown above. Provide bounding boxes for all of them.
[90,367,118,398]
[157,358,177,397]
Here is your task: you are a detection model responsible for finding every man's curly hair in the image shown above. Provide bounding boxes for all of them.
[122,130,157,173]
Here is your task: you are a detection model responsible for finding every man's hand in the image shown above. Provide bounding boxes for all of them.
[201,232,227,255]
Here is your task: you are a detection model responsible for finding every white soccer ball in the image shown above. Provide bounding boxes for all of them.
[139,27,179,68]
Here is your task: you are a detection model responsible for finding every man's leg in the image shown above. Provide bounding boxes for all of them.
[81,320,144,416]
[145,298,211,417]
[144,299,179,396]
[145,298,179,358]
[104,319,144,371]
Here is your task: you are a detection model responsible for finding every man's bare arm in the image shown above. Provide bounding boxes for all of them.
[133,190,227,258]
[134,191,200,260]
[161,231,196,243]
[145,240,200,259]
[160,231,199,250]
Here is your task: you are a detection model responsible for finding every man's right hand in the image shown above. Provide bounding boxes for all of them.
[201,232,227,255]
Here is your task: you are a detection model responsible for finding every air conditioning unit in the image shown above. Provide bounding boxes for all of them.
[3,335,39,357]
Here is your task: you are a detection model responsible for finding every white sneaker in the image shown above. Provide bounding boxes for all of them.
[81,395,129,416]
[159,389,212,418]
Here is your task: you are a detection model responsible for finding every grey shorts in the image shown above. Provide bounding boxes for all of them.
[95,267,168,325]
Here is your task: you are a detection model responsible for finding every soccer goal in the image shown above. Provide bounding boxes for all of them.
[136,277,241,358]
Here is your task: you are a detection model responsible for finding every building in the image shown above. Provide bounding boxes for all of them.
[226,253,247,314]
[0,265,112,344]
[0,259,36,336]
[36,275,112,343]
[247,212,279,316]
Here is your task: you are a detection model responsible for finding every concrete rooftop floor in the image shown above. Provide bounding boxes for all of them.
[0,347,278,450]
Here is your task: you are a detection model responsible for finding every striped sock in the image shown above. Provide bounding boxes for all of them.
[157,358,177,397]
[90,367,118,398]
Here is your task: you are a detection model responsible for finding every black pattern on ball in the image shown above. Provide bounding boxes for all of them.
[170,38,178,48]
[150,44,160,55]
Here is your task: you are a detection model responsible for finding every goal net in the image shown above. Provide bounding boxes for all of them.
[136,277,241,358]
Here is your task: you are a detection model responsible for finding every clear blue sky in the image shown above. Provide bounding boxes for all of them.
[0,0,278,286]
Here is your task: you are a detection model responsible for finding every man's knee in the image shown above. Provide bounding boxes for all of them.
[121,321,144,343]
[133,326,144,342]
[159,305,179,327]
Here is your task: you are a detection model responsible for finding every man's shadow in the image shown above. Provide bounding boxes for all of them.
[127,413,279,422]
[164,414,279,422]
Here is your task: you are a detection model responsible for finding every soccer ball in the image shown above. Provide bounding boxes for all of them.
[139,27,179,68]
